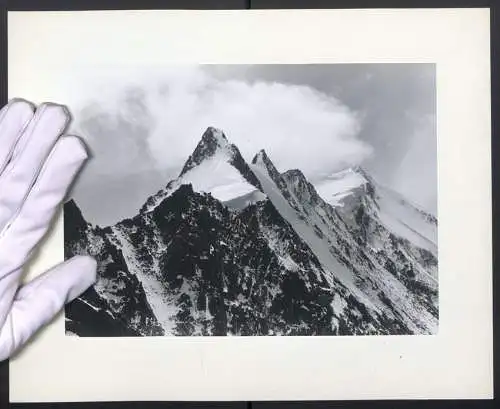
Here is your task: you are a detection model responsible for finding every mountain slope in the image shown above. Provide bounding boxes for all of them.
[64,200,164,336]
[65,128,438,336]
[67,184,408,335]
[251,153,438,334]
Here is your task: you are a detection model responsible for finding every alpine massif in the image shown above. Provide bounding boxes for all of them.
[65,127,438,336]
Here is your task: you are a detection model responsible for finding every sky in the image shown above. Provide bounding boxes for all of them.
[68,64,436,226]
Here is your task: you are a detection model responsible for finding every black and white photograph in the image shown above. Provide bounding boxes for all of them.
[63,64,438,337]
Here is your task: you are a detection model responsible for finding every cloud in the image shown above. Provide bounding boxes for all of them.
[391,113,437,214]
[71,66,372,183]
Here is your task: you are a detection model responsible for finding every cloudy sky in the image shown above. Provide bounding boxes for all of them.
[68,64,436,226]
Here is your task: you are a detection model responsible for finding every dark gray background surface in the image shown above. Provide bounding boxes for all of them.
[0,0,497,408]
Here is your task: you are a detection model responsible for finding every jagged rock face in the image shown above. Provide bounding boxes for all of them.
[282,169,323,207]
[65,127,439,337]
[142,184,342,335]
[64,200,164,336]
[67,184,405,336]
[252,150,295,206]
[180,127,228,174]
[181,127,263,191]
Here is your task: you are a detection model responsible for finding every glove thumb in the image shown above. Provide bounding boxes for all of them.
[0,255,96,361]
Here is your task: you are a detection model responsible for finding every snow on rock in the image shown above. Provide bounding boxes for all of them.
[171,157,257,202]
[315,167,368,207]
[141,127,264,212]
[315,166,437,257]
[253,156,438,333]
[375,184,437,254]
[250,160,383,315]
[65,128,439,337]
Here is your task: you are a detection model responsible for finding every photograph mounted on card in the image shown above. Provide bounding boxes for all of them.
[7,9,492,402]
[63,63,438,338]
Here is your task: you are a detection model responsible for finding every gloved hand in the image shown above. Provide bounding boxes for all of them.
[0,99,97,362]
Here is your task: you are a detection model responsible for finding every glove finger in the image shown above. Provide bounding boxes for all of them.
[0,135,88,325]
[0,103,70,233]
[0,255,96,362]
[0,99,35,175]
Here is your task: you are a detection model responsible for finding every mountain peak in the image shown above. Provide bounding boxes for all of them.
[322,166,376,192]
[250,150,296,204]
[350,166,375,184]
[181,127,263,191]
[252,149,268,163]
[282,169,323,207]
[313,166,376,208]
[141,128,264,213]
[64,198,91,243]
[202,126,229,146]
[180,127,235,176]
[251,149,280,177]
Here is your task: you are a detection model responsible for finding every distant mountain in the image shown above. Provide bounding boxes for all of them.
[65,127,438,336]
[251,157,438,333]
[316,166,437,254]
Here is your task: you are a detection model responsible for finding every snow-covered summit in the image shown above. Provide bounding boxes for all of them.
[180,127,237,175]
[315,166,437,256]
[141,128,263,213]
[315,166,373,208]
[252,149,280,178]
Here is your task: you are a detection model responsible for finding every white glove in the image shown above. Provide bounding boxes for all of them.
[0,99,97,362]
